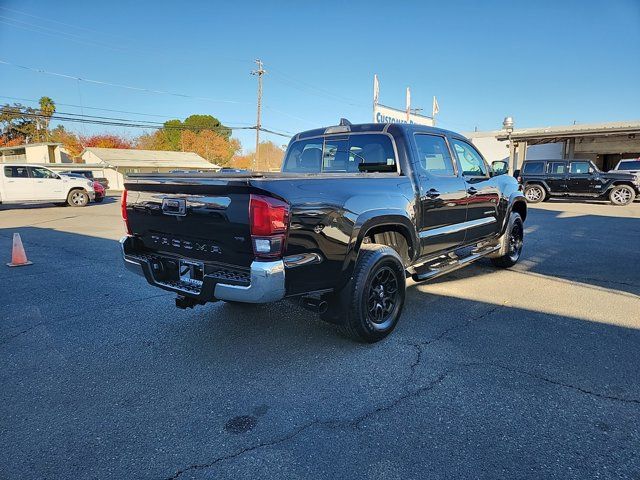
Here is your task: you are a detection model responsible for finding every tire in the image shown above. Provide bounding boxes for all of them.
[94,196,104,203]
[524,184,545,203]
[490,212,524,268]
[328,244,406,343]
[609,185,635,206]
[67,189,89,207]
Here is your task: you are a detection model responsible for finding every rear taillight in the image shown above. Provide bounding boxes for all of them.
[121,190,131,235]
[249,194,289,258]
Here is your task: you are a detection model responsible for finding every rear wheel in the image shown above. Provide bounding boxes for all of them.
[326,244,406,343]
[94,196,104,203]
[609,185,635,206]
[524,184,545,203]
[490,212,524,268]
[67,189,89,207]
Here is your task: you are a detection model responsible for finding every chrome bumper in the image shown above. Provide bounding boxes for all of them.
[120,236,285,303]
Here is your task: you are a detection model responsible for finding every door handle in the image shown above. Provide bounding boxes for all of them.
[467,187,478,195]
[425,188,440,199]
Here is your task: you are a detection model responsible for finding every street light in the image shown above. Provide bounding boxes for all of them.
[503,116,515,174]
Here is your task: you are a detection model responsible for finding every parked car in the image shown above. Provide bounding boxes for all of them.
[60,170,109,190]
[120,122,527,342]
[0,165,95,207]
[612,158,640,179]
[92,181,105,202]
[519,159,639,206]
[62,173,105,203]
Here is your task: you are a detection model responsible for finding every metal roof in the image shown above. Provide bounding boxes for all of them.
[0,142,63,152]
[81,147,220,169]
[494,120,640,143]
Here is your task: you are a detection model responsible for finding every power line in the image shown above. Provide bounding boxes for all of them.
[3,109,292,137]
[0,59,252,105]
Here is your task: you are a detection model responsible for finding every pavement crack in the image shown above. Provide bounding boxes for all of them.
[166,370,452,479]
[488,363,640,405]
[165,420,321,480]
[406,304,501,382]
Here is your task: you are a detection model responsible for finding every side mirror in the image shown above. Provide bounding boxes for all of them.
[491,160,509,176]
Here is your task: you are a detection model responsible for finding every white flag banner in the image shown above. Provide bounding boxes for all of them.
[432,96,440,116]
[373,74,380,104]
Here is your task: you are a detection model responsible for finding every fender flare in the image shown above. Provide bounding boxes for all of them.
[500,192,527,236]
[335,210,418,290]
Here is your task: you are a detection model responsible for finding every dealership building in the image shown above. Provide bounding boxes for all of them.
[467,120,640,173]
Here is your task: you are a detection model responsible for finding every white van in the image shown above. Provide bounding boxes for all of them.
[0,164,95,207]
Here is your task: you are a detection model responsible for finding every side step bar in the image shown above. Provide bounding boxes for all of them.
[411,244,500,282]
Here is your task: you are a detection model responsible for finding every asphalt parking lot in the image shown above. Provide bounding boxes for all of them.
[1,197,639,479]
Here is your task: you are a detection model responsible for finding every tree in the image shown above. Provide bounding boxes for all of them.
[82,134,134,149]
[180,130,240,166]
[183,114,231,139]
[230,141,285,171]
[0,103,37,144]
[38,96,56,141]
[49,125,83,158]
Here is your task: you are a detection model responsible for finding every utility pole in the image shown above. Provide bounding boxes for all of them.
[251,59,266,171]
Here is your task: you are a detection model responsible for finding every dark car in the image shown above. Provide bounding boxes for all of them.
[60,170,109,190]
[120,122,527,342]
[519,159,639,206]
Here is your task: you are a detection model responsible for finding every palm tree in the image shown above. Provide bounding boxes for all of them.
[38,96,56,141]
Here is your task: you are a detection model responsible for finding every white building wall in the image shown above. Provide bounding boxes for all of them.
[25,145,50,163]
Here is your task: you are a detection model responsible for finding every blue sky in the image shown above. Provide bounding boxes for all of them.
[1,0,639,152]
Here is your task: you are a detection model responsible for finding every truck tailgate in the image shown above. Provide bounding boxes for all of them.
[124,179,256,268]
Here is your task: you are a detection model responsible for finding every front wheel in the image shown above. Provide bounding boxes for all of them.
[67,189,89,207]
[329,244,406,343]
[490,212,524,268]
[94,196,104,203]
[524,185,545,203]
[609,185,635,206]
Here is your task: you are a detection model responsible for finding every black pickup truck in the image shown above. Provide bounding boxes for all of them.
[121,122,527,342]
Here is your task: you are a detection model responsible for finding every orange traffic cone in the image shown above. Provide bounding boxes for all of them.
[7,233,33,267]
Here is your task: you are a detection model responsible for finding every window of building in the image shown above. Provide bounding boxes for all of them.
[451,139,488,177]
[414,134,455,176]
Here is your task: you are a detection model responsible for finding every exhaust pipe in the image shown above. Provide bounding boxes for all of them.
[299,296,328,314]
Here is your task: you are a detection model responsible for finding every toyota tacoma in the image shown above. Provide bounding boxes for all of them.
[121,121,527,342]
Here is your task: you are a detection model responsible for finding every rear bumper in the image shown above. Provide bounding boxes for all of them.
[120,236,285,303]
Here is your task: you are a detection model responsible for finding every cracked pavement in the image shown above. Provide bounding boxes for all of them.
[1,199,639,479]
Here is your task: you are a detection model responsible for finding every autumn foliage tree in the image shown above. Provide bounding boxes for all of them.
[181,130,240,166]
[231,141,285,171]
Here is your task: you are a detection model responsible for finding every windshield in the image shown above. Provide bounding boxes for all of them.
[282,134,397,174]
[616,160,640,170]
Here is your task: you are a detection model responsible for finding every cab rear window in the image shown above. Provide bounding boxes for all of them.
[282,134,396,173]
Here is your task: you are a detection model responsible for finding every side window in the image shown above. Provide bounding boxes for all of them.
[451,139,488,177]
[548,162,567,174]
[30,167,58,179]
[522,162,544,174]
[569,162,590,174]
[414,134,455,176]
[4,166,29,178]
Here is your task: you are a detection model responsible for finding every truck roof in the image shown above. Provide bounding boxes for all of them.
[293,122,463,141]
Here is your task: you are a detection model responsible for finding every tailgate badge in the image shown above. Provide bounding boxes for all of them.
[162,198,187,216]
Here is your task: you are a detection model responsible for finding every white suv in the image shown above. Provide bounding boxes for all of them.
[0,164,95,207]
